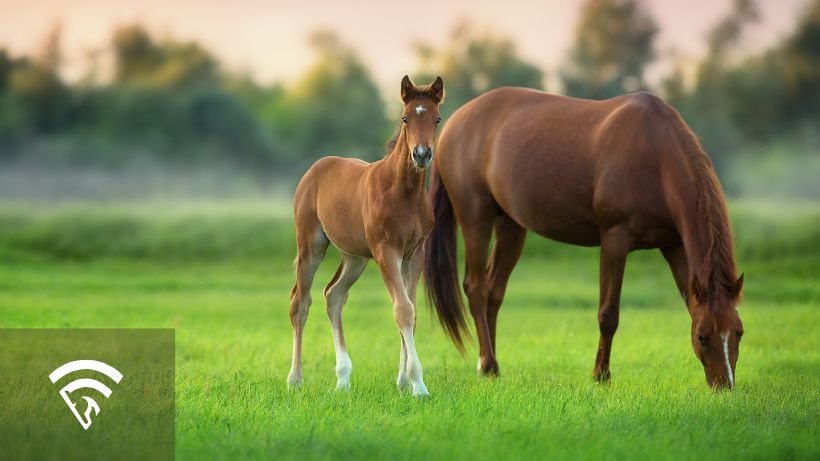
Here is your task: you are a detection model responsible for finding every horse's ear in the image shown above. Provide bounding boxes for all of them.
[732,273,744,298]
[429,76,445,104]
[691,275,706,304]
[401,75,416,103]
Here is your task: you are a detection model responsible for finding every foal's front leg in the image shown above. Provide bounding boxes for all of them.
[396,249,424,391]
[324,253,368,391]
[376,246,429,396]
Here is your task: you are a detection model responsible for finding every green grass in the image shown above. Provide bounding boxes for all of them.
[0,200,818,460]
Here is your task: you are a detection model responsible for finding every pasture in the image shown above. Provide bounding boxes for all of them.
[0,199,817,460]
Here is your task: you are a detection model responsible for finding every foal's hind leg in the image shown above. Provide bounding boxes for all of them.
[324,253,368,391]
[287,224,329,388]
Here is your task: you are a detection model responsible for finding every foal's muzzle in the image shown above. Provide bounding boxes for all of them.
[412,145,433,168]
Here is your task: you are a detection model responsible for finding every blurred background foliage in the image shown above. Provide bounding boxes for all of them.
[0,0,817,199]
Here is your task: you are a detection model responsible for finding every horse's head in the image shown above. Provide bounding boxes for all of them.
[688,273,744,390]
[399,75,444,169]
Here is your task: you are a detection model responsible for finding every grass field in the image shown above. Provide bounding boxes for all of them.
[0,199,818,460]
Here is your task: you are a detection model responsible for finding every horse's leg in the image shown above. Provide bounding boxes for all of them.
[462,216,497,375]
[396,247,424,391]
[487,216,527,352]
[287,224,329,388]
[375,246,429,396]
[324,253,368,391]
[661,245,689,304]
[592,226,631,382]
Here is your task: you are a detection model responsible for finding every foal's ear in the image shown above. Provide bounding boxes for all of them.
[428,76,445,104]
[691,275,706,304]
[401,75,417,103]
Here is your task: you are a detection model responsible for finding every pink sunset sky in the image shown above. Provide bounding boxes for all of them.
[0,0,808,91]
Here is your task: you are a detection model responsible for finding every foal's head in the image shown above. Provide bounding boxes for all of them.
[688,273,744,390]
[399,75,444,169]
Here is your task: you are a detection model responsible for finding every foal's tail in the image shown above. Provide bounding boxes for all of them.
[424,168,470,353]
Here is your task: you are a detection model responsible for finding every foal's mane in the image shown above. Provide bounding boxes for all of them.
[667,105,739,318]
[384,128,401,157]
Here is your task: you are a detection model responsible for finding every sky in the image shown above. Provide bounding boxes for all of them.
[0,0,808,92]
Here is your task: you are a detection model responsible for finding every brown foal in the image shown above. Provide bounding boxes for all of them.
[425,87,744,389]
[287,76,444,396]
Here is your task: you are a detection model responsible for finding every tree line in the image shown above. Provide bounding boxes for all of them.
[0,0,817,178]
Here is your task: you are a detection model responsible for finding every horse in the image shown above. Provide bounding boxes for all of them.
[424,87,744,389]
[287,75,444,397]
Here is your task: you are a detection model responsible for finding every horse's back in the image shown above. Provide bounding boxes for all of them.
[437,88,683,247]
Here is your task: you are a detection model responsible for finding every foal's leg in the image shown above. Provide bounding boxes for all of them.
[593,226,631,382]
[375,246,429,396]
[396,248,424,391]
[486,216,527,352]
[287,225,329,388]
[324,253,368,391]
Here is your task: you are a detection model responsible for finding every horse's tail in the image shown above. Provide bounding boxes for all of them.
[424,167,470,353]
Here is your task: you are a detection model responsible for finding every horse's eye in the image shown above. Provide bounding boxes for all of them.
[697,335,709,346]
[435,117,442,125]
[402,116,408,125]
[737,331,744,341]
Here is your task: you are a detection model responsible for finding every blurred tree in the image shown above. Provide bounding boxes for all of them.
[413,21,543,118]
[281,31,389,163]
[112,24,219,89]
[777,0,820,127]
[560,0,658,99]
[6,23,68,132]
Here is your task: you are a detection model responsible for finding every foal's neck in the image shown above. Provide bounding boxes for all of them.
[385,127,426,193]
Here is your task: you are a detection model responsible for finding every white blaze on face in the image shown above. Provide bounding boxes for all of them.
[415,105,427,116]
[721,331,734,388]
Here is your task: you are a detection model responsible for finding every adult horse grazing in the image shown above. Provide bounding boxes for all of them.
[287,76,444,397]
[424,87,744,389]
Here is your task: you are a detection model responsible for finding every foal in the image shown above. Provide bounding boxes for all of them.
[287,76,444,396]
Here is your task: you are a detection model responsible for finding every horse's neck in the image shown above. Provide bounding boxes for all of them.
[382,130,425,193]
[675,182,734,287]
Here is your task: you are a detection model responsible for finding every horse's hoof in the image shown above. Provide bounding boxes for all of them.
[592,369,611,383]
[335,380,350,392]
[477,359,500,377]
[287,378,302,390]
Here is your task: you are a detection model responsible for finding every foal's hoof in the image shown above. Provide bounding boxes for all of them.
[396,377,411,392]
[335,380,351,392]
[287,377,303,390]
[411,382,430,398]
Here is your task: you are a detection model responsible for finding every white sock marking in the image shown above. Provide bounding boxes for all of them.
[721,332,734,388]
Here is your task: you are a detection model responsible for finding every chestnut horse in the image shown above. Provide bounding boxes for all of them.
[287,76,444,396]
[425,87,744,389]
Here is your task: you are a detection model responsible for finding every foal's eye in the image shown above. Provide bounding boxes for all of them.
[697,335,709,346]
[402,116,408,125]
[737,331,744,341]
[435,117,442,125]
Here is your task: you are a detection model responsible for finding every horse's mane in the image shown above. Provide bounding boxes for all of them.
[666,104,739,319]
